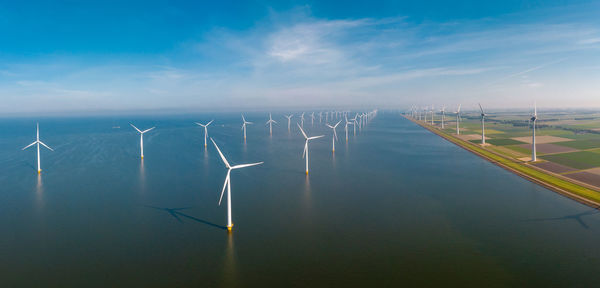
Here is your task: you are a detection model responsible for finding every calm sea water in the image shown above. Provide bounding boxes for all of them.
[0,112,599,287]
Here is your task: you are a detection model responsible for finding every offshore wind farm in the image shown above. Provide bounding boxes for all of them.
[3,0,600,287]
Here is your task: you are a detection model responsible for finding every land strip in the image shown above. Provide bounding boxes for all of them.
[404,115,600,208]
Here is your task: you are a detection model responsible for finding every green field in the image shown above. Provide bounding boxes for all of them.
[540,151,600,169]
[505,144,531,155]
[486,138,527,146]
[554,139,600,150]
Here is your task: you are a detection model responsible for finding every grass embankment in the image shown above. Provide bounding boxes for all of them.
[405,116,600,207]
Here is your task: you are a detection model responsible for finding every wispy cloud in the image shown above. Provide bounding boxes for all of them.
[1,5,600,113]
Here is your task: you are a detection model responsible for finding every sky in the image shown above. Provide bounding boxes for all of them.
[1,0,600,115]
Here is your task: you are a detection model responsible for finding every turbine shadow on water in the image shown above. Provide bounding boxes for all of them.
[144,205,227,230]
[524,209,600,229]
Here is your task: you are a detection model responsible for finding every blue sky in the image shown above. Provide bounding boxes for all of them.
[1,0,599,114]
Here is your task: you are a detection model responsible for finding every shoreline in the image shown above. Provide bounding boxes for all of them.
[403,115,600,208]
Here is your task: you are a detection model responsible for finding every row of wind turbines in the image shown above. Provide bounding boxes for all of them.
[21,109,378,231]
[410,103,539,162]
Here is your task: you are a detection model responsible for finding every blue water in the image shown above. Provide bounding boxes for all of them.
[0,112,599,287]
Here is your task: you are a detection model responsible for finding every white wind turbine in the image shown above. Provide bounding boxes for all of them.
[298,123,324,175]
[285,114,293,131]
[266,113,277,135]
[479,103,486,145]
[357,114,363,130]
[131,124,155,159]
[530,102,538,161]
[326,120,342,152]
[22,123,54,174]
[241,115,253,140]
[195,120,214,147]
[211,138,263,232]
[440,107,446,129]
[300,112,305,128]
[455,104,461,135]
[350,115,358,136]
[430,106,434,125]
[344,115,351,142]
[310,112,315,126]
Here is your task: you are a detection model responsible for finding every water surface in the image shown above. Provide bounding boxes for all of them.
[0,112,599,287]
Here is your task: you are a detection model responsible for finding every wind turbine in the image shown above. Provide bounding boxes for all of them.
[310,112,315,126]
[211,138,263,232]
[430,105,434,125]
[300,113,305,128]
[357,114,363,130]
[455,104,461,135]
[131,124,155,159]
[241,115,253,140]
[350,115,358,136]
[298,123,324,174]
[531,102,538,161]
[478,103,486,145]
[284,114,293,131]
[326,120,342,152]
[344,115,351,142]
[22,123,54,174]
[440,107,446,129]
[266,113,277,135]
[195,120,214,147]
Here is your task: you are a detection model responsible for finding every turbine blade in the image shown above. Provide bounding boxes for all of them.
[218,172,230,206]
[22,141,37,150]
[210,138,230,168]
[308,135,325,140]
[207,120,214,126]
[38,141,54,151]
[297,123,308,139]
[130,124,142,133]
[195,122,206,127]
[142,127,155,133]
[231,162,264,169]
[302,142,307,158]
[478,103,484,114]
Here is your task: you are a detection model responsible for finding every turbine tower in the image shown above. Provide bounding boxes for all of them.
[211,138,263,232]
[455,104,461,135]
[195,120,214,147]
[531,102,538,161]
[241,115,253,140]
[22,123,54,174]
[479,103,486,145]
[130,124,155,159]
[344,115,351,142]
[441,107,446,129]
[266,113,277,135]
[326,120,342,152]
[430,105,434,125]
[298,123,324,174]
